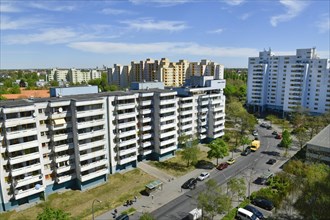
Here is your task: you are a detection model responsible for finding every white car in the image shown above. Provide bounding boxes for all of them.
[197,172,210,181]
[253,130,258,136]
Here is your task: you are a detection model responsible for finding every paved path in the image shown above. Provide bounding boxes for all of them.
[137,162,174,183]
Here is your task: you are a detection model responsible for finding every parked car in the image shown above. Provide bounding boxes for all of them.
[260,123,267,128]
[252,130,258,136]
[270,151,280,156]
[241,147,251,156]
[275,134,282,139]
[266,159,276,165]
[197,172,210,181]
[217,162,228,170]
[181,178,197,189]
[227,158,236,165]
[244,205,265,219]
[272,131,278,135]
[252,198,274,211]
[116,214,129,220]
[195,160,214,169]
[254,172,273,185]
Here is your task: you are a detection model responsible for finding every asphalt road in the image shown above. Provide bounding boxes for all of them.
[151,124,282,220]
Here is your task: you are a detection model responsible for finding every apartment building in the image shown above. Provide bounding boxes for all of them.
[247,48,330,115]
[0,76,225,212]
[47,68,103,84]
[108,58,224,88]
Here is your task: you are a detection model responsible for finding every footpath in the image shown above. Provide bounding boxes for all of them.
[96,120,300,220]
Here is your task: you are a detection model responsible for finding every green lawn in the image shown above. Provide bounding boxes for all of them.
[149,148,210,177]
[0,169,155,220]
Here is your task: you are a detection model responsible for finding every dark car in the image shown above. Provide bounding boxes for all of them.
[275,134,282,139]
[244,205,264,219]
[116,214,129,220]
[270,151,280,157]
[195,160,214,169]
[266,125,272,130]
[266,159,276,165]
[272,131,278,135]
[241,147,251,156]
[181,178,197,189]
[217,162,228,170]
[252,198,274,211]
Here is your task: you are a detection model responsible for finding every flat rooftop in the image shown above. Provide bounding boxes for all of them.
[307,124,330,148]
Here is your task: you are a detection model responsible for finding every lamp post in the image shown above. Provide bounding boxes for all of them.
[92,199,102,220]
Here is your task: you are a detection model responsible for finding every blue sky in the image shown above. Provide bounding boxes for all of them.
[1,0,329,69]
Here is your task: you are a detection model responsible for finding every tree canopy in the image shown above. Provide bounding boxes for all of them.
[207,139,229,165]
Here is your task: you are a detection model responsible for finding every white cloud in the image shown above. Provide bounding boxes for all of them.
[316,14,330,33]
[240,13,251,20]
[4,28,79,44]
[0,16,44,30]
[121,18,188,31]
[270,0,309,27]
[207,28,224,34]
[224,0,245,6]
[101,8,132,15]
[29,2,76,12]
[0,3,21,13]
[68,41,258,58]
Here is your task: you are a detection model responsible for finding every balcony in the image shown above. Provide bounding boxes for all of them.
[14,186,45,200]
[141,117,151,123]
[76,109,104,118]
[116,103,136,110]
[140,109,152,114]
[11,163,42,177]
[140,149,152,156]
[14,175,42,188]
[142,133,152,139]
[180,102,193,108]
[181,124,192,130]
[10,152,40,165]
[159,99,176,105]
[199,100,209,106]
[159,130,176,139]
[7,140,39,153]
[80,168,108,182]
[55,154,74,164]
[6,129,38,140]
[141,124,152,131]
[117,130,136,138]
[179,109,193,116]
[76,99,104,106]
[80,159,107,172]
[80,149,107,162]
[52,133,73,142]
[78,129,105,140]
[5,117,35,127]
[118,139,136,148]
[49,112,70,119]
[211,99,221,105]
[140,100,152,106]
[159,107,177,114]
[141,141,151,148]
[160,139,175,147]
[214,120,224,126]
[56,164,75,174]
[159,145,177,155]
[213,131,225,139]
[54,143,74,153]
[77,119,105,129]
[160,115,176,122]
[118,155,137,165]
[180,117,192,123]
[79,139,106,151]
[214,125,224,132]
[118,147,137,156]
[118,120,136,130]
[116,112,136,120]
[56,174,76,184]
[214,112,225,118]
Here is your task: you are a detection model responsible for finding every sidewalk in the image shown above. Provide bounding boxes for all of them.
[96,145,243,220]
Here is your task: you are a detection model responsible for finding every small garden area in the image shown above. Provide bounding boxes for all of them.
[0,169,155,220]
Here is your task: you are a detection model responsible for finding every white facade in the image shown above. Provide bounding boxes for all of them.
[48,68,102,84]
[0,76,226,211]
[247,48,330,115]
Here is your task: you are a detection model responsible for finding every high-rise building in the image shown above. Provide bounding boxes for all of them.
[247,48,330,115]
[0,76,225,212]
[47,68,103,85]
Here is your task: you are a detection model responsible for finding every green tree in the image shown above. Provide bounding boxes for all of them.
[207,139,229,165]
[197,179,231,220]
[181,145,200,167]
[227,178,246,202]
[9,85,21,94]
[279,129,292,156]
[240,136,250,151]
[49,80,59,87]
[139,212,155,220]
[294,127,309,149]
[37,207,71,220]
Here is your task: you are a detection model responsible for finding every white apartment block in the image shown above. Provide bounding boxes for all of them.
[107,65,132,88]
[0,77,225,212]
[247,48,330,115]
[47,68,103,84]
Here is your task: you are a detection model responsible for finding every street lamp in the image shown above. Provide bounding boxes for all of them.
[92,199,102,220]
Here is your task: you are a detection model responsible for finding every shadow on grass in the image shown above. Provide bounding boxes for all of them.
[153,161,188,172]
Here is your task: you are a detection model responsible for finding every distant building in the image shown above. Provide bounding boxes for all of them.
[36,80,47,87]
[306,124,330,165]
[247,48,330,115]
[48,68,103,84]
